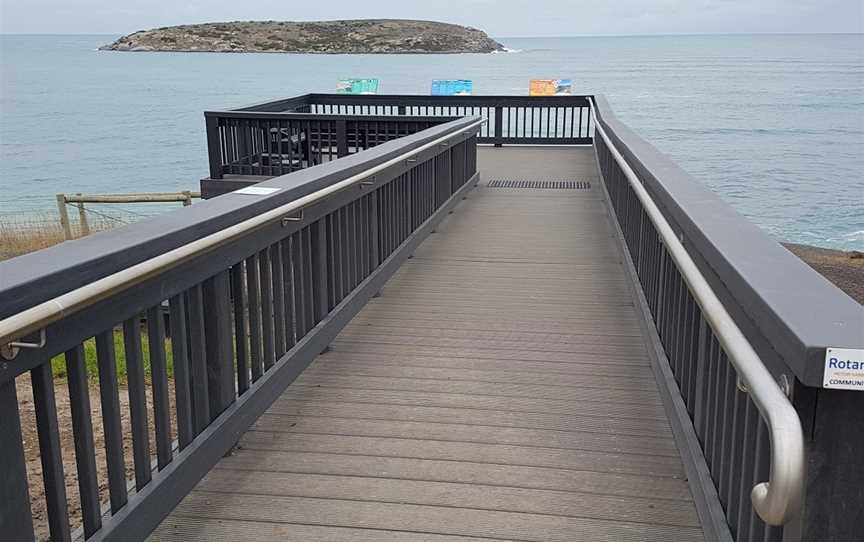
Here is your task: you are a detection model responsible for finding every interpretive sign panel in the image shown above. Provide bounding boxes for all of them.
[336,79,380,94]
[432,79,473,96]
[529,79,573,96]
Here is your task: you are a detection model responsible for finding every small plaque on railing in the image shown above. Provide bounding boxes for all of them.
[529,79,573,96]
[431,80,473,96]
[336,78,380,95]
[823,347,864,390]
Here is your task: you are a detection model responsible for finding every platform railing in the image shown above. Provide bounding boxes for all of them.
[0,117,481,542]
[222,93,593,149]
[591,95,864,542]
[204,111,456,179]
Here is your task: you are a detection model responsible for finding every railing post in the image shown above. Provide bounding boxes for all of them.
[0,380,35,541]
[398,105,407,115]
[336,119,349,158]
[205,114,223,179]
[494,105,503,147]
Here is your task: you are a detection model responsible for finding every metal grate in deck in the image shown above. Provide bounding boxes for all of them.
[487,179,592,190]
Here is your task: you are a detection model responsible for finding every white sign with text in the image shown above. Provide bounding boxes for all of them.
[823,348,864,391]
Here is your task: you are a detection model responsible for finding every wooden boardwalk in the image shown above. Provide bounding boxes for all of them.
[150,146,705,541]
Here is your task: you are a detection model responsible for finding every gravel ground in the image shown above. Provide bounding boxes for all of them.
[783,243,864,305]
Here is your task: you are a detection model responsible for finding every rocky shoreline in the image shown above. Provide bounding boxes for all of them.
[100,19,505,54]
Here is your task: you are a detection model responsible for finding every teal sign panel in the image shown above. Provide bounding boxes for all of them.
[336,79,380,95]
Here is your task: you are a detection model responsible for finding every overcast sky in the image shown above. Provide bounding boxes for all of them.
[1,0,862,36]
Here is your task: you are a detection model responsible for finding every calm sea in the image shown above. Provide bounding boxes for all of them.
[1,34,862,249]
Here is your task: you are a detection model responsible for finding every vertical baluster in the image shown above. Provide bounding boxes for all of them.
[185,286,211,433]
[346,203,356,290]
[747,420,772,542]
[277,119,284,176]
[281,237,296,349]
[65,344,102,537]
[371,189,380,267]
[586,106,591,139]
[313,218,329,322]
[362,194,371,277]
[717,357,736,503]
[0,379,35,541]
[230,264,250,394]
[303,226,316,327]
[95,329,127,511]
[292,231,307,337]
[246,254,264,381]
[341,206,351,298]
[703,335,720,469]
[725,382,748,529]
[31,363,71,542]
[715,353,734,494]
[332,209,343,304]
[579,107,584,139]
[272,243,287,358]
[326,213,337,308]
[123,317,152,489]
[259,249,275,371]
[735,400,757,539]
[203,271,236,417]
[146,305,172,469]
[169,294,194,448]
[692,314,709,439]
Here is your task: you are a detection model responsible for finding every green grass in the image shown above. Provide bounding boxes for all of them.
[51,330,175,385]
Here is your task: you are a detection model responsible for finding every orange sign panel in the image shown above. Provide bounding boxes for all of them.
[529,79,573,96]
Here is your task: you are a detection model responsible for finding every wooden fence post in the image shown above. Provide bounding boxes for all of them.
[56,194,73,240]
[76,193,90,237]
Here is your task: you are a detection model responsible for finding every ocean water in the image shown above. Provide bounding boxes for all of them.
[1,33,862,249]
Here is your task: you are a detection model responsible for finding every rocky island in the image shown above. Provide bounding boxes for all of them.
[100,19,505,54]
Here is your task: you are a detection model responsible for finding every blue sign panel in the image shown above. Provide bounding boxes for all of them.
[431,80,473,96]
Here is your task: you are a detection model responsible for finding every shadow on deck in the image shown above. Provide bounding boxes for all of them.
[150,146,704,541]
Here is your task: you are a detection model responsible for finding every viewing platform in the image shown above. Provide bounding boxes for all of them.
[0,94,861,542]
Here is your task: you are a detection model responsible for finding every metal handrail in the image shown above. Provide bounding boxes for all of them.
[589,99,804,526]
[0,118,485,348]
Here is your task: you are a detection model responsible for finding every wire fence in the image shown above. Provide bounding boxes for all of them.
[1,191,200,261]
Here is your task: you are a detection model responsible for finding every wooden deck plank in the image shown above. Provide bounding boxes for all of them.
[194,469,701,526]
[150,146,702,541]
[237,432,686,477]
[167,492,704,542]
[249,413,681,456]
[304,351,659,378]
[268,399,674,438]
[217,449,693,501]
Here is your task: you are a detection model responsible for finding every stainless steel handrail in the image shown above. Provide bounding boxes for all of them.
[589,99,804,526]
[0,118,485,347]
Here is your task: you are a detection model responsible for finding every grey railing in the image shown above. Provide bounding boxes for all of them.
[591,95,863,542]
[204,111,456,179]
[0,117,482,542]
